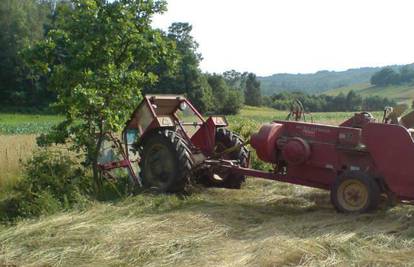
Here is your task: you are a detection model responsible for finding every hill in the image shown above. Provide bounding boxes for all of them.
[259,63,414,96]
[325,82,414,104]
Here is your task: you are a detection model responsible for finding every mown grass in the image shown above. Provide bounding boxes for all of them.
[1,107,411,266]
[2,180,414,266]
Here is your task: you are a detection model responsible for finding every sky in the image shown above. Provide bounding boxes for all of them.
[152,0,414,76]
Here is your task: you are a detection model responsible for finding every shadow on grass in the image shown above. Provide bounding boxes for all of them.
[172,188,414,243]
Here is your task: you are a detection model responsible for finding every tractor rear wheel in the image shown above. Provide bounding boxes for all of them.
[202,128,249,189]
[331,171,380,213]
[139,129,193,193]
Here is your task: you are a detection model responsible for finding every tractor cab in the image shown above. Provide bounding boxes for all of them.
[123,95,203,143]
[123,95,229,154]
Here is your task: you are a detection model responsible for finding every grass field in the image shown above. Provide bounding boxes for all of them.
[229,105,382,125]
[325,82,414,104]
[0,113,63,134]
[1,107,414,266]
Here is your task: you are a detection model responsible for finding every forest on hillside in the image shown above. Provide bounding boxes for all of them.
[259,64,414,95]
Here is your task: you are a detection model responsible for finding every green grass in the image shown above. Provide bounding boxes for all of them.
[324,82,372,96]
[0,114,63,134]
[229,105,382,126]
[0,107,371,136]
[325,82,414,104]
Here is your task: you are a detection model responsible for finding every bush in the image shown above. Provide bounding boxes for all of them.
[0,150,92,221]
[221,90,243,115]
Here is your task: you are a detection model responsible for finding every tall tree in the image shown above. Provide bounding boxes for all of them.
[223,70,248,92]
[206,73,243,114]
[244,73,261,106]
[25,0,171,190]
[207,74,229,111]
[0,0,54,107]
[346,90,362,111]
[145,22,213,112]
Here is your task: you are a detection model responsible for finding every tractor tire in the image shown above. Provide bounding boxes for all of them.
[331,171,380,213]
[139,129,193,193]
[202,128,249,189]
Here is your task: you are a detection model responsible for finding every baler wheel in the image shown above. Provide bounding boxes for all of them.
[202,128,249,189]
[331,171,380,213]
[139,129,193,193]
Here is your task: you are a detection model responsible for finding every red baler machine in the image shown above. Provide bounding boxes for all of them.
[218,109,414,213]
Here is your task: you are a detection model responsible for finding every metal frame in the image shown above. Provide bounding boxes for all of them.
[97,132,141,187]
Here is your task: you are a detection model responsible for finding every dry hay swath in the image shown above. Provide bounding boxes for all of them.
[2,179,414,266]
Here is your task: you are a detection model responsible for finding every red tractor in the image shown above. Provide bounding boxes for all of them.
[120,95,249,192]
[100,94,414,214]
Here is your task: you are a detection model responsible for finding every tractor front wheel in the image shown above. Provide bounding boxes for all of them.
[139,129,193,193]
[331,171,380,213]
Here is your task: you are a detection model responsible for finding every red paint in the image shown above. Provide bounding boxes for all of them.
[282,137,310,165]
[191,117,217,155]
[250,123,284,162]
[243,113,414,202]
[362,123,414,200]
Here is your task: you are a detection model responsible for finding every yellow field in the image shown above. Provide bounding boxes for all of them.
[0,134,37,190]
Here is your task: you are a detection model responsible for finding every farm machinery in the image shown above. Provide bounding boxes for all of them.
[100,94,414,213]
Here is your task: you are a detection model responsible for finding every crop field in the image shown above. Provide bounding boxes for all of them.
[0,113,63,135]
[1,107,414,266]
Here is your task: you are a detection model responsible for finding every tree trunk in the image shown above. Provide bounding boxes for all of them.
[92,121,105,196]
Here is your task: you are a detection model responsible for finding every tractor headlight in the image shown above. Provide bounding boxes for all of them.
[179,101,187,111]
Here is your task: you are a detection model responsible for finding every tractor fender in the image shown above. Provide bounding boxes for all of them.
[250,123,284,163]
